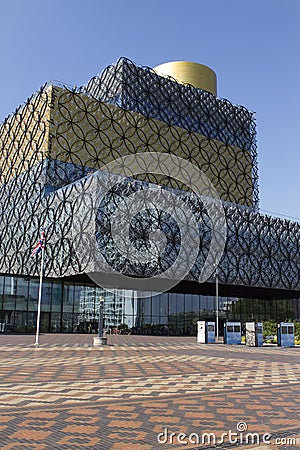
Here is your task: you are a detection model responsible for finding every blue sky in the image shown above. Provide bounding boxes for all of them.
[1,0,300,219]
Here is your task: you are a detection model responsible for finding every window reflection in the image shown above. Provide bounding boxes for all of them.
[0,275,299,334]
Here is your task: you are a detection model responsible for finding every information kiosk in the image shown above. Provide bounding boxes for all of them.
[277,322,294,347]
[197,321,216,343]
[224,322,241,345]
[245,322,263,347]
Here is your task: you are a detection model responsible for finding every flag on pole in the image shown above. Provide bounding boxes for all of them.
[31,230,45,257]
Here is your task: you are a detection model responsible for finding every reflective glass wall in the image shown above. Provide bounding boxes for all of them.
[0,275,299,334]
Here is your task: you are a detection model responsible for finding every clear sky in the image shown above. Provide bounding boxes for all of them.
[1,0,300,219]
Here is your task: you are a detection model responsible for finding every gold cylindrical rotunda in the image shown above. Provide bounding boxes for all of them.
[153,61,217,96]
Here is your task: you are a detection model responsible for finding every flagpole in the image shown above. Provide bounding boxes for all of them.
[34,244,44,346]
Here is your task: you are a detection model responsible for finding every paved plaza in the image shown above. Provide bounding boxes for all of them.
[0,334,299,449]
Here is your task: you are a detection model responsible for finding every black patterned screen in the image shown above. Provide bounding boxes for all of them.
[0,59,299,293]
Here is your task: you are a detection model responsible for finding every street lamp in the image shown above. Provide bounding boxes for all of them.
[215,265,219,342]
[98,296,104,339]
[93,296,107,346]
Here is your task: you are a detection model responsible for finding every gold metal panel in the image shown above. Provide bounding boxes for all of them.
[0,86,52,183]
[49,87,253,207]
[154,61,217,95]
[0,84,253,206]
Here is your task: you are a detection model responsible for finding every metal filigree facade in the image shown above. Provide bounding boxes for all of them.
[82,58,259,209]
[0,58,299,295]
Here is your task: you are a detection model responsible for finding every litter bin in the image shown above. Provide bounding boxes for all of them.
[277,322,294,347]
[197,321,216,343]
[224,322,241,345]
[245,322,263,347]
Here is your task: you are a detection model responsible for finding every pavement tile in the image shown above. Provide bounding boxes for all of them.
[0,334,299,449]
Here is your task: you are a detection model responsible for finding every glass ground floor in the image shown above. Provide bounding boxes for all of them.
[0,275,300,335]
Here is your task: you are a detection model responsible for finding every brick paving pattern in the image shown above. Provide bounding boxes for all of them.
[0,334,299,449]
